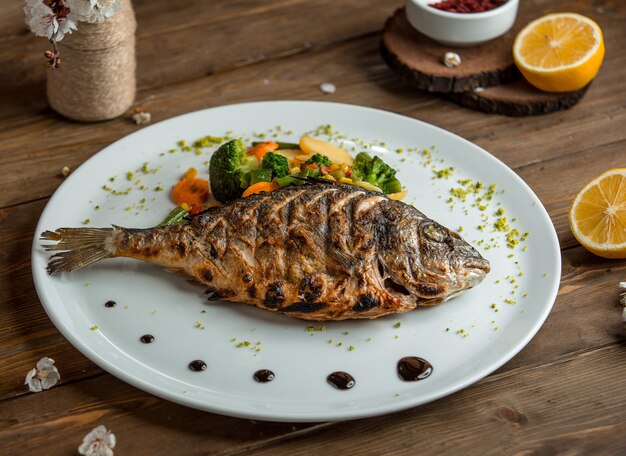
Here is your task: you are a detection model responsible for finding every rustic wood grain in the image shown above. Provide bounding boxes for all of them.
[243,344,626,456]
[516,139,626,250]
[1,0,623,122]
[2,343,625,455]
[0,17,625,210]
[380,8,519,92]
[1,0,625,454]
[446,79,590,116]
[0,0,400,120]
[0,372,329,455]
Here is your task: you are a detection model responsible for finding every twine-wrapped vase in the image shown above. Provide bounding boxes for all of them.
[47,0,136,122]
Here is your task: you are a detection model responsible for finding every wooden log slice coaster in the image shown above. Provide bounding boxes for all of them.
[446,79,590,116]
[380,8,521,93]
[381,8,591,116]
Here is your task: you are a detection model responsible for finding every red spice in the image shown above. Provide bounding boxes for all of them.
[429,0,506,13]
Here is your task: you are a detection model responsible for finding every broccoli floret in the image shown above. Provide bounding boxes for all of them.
[261,152,289,178]
[304,153,332,168]
[249,168,273,185]
[351,152,402,194]
[209,139,259,202]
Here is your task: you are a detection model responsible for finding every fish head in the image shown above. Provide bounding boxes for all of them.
[420,221,490,290]
[378,218,490,305]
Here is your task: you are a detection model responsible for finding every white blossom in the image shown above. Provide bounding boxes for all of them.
[78,425,116,456]
[24,357,60,392]
[320,82,336,94]
[24,0,76,41]
[131,110,151,125]
[65,0,94,21]
[443,52,462,68]
[66,0,122,23]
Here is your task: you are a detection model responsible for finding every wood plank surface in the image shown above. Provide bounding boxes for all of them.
[2,343,625,455]
[1,0,625,454]
[0,373,328,455]
[1,31,625,209]
[0,0,399,120]
[246,344,626,456]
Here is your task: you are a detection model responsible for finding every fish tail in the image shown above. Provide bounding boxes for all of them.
[41,227,117,274]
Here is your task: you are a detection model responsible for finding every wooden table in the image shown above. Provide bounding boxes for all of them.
[1,1,625,454]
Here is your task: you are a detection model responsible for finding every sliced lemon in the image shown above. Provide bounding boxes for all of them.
[513,13,604,92]
[569,169,626,259]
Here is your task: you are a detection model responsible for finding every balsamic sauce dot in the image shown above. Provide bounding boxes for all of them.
[397,356,433,381]
[188,360,207,372]
[327,371,355,390]
[139,334,154,344]
[104,300,116,308]
[253,369,275,383]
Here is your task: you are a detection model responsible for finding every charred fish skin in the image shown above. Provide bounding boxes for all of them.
[42,182,490,321]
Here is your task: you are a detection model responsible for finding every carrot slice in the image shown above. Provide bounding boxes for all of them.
[247,141,279,161]
[172,168,210,206]
[183,167,198,180]
[188,203,203,215]
[242,181,279,197]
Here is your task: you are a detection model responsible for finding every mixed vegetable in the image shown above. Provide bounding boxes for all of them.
[208,135,404,203]
[163,134,405,224]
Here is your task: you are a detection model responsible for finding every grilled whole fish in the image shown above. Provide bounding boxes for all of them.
[42,181,490,321]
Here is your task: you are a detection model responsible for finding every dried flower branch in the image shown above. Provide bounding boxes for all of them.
[23,0,122,69]
[24,0,77,41]
[44,40,61,68]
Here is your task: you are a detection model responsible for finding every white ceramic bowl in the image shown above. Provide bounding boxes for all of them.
[405,0,519,47]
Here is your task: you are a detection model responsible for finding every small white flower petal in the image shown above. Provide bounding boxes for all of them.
[25,367,37,383]
[36,356,55,369]
[443,52,462,68]
[86,0,123,23]
[55,17,77,41]
[29,379,43,393]
[26,3,57,39]
[65,0,97,21]
[24,0,43,8]
[107,433,116,448]
[78,440,92,455]
[79,425,116,456]
[40,369,60,390]
[24,368,43,392]
[131,111,151,125]
[320,82,336,94]
[26,357,60,392]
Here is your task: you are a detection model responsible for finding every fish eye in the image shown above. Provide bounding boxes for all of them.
[423,223,447,243]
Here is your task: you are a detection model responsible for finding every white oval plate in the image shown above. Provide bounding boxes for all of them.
[32,101,560,422]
